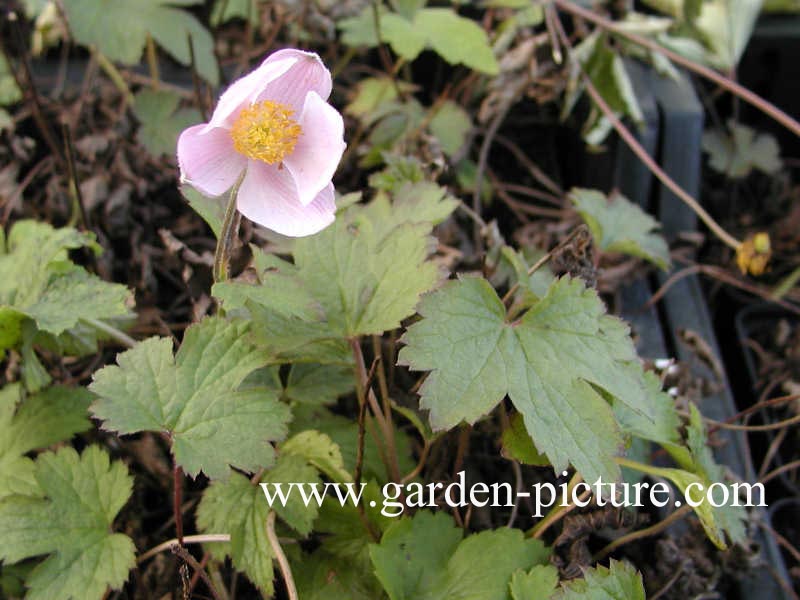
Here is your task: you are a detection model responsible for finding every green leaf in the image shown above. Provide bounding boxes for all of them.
[0,54,22,106]
[63,0,218,85]
[295,549,385,599]
[509,564,559,599]
[339,6,498,75]
[0,446,135,600]
[89,317,290,479]
[222,185,453,358]
[675,403,747,546]
[502,412,550,466]
[552,559,645,599]
[134,89,201,157]
[289,405,415,482]
[414,8,499,74]
[493,246,556,302]
[284,363,355,405]
[210,0,259,26]
[563,32,643,145]
[0,221,132,368]
[316,479,394,557]
[0,384,92,500]
[241,363,354,406]
[702,121,782,178]
[383,13,428,60]
[570,188,670,269]
[368,154,426,190]
[197,454,321,594]
[429,100,472,157]
[338,7,381,47]
[613,371,681,449]
[282,430,353,483]
[693,0,761,70]
[291,197,441,337]
[371,511,463,599]
[370,511,551,600]
[294,481,390,599]
[0,108,12,132]
[346,77,403,120]
[399,276,657,485]
[181,185,224,237]
[391,0,427,19]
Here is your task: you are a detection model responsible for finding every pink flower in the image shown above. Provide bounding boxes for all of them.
[177,49,346,237]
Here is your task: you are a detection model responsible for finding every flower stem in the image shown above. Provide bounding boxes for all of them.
[267,511,298,600]
[137,534,231,564]
[145,33,160,90]
[85,318,136,349]
[528,472,586,538]
[593,504,692,562]
[213,174,245,283]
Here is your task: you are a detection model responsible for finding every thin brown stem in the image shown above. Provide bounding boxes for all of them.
[61,122,89,230]
[350,337,402,483]
[702,412,800,432]
[266,511,298,600]
[138,534,231,564]
[593,504,693,561]
[529,472,587,539]
[592,504,692,563]
[354,383,368,489]
[647,264,800,316]
[401,439,431,484]
[173,464,184,546]
[171,544,223,600]
[145,33,160,90]
[759,459,800,486]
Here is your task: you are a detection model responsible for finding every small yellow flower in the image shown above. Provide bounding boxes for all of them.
[736,232,771,276]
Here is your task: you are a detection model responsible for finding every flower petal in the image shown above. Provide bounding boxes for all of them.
[254,50,333,113]
[204,55,298,131]
[284,91,346,206]
[177,124,246,197]
[237,161,335,237]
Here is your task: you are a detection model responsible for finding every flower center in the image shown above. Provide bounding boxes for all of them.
[230,100,302,164]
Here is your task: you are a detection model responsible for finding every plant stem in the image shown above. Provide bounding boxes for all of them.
[552,0,800,138]
[528,472,587,538]
[350,337,402,483]
[93,49,134,105]
[372,335,399,474]
[138,534,231,564]
[145,33,160,90]
[760,459,800,486]
[61,122,89,230]
[266,511,298,600]
[213,174,245,283]
[171,543,223,600]
[173,464,184,545]
[593,504,692,561]
[86,318,136,349]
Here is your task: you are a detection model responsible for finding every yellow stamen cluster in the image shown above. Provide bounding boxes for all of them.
[230,100,302,164]
[736,232,771,276]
